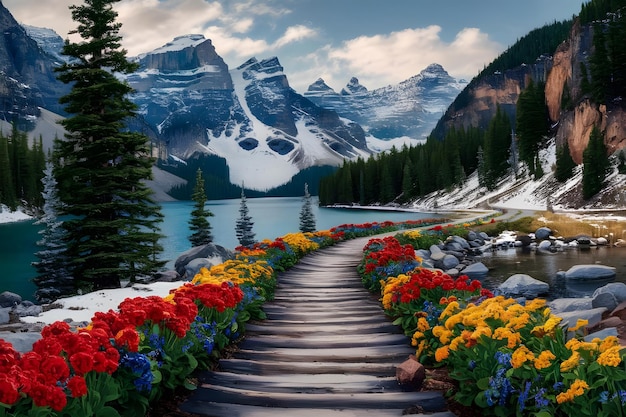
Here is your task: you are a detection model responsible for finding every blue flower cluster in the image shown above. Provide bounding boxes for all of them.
[191,316,217,355]
[599,390,626,405]
[120,352,154,393]
[422,300,443,325]
[484,353,515,407]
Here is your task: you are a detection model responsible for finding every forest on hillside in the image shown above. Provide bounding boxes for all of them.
[319,0,626,207]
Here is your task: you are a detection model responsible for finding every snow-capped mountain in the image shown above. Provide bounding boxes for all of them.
[125,35,371,190]
[22,25,69,66]
[304,64,467,140]
[0,3,70,126]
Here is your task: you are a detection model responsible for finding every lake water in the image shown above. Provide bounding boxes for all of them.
[2,197,625,301]
[0,197,442,300]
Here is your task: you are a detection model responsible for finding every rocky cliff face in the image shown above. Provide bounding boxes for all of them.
[547,21,626,163]
[0,3,69,125]
[435,58,553,136]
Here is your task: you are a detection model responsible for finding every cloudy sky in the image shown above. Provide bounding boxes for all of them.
[4,0,581,93]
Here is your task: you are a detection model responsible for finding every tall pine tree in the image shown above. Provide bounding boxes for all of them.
[235,186,256,247]
[188,168,214,246]
[555,140,577,182]
[32,162,73,304]
[299,183,316,233]
[0,132,17,210]
[582,126,610,199]
[54,0,164,290]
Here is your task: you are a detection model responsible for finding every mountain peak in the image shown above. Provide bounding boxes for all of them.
[305,78,337,95]
[420,63,449,78]
[340,77,367,95]
[146,34,208,56]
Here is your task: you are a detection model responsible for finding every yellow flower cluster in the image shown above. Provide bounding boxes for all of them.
[281,232,320,254]
[192,259,274,286]
[401,230,422,240]
[381,274,411,310]
[435,345,450,362]
[597,346,623,367]
[556,379,589,404]
[511,345,535,368]
[534,350,556,370]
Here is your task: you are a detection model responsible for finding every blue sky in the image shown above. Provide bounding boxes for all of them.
[5,0,582,92]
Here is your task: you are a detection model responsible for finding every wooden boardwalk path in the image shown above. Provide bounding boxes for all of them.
[180,238,456,417]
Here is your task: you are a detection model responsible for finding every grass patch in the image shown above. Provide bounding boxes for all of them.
[531,211,626,241]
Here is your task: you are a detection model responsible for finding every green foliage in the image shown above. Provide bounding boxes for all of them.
[555,140,577,182]
[318,127,481,206]
[516,79,549,175]
[188,168,214,246]
[235,187,255,247]
[298,183,316,233]
[582,126,610,199]
[482,107,512,190]
[54,0,164,289]
[0,127,45,211]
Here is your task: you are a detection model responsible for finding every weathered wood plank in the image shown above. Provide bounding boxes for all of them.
[181,401,458,417]
[185,385,446,410]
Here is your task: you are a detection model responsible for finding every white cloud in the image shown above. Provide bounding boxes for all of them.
[274,25,317,48]
[290,26,502,93]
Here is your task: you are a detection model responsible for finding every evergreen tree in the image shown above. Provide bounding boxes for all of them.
[0,133,17,210]
[516,80,548,174]
[618,150,626,174]
[235,186,256,247]
[32,162,73,304]
[188,168,213,246]
[299,183,316,233]
[54,0,164,290]
[555,140,577,182]
[582,126,610,199]
[482,107,511,190]
[590,23,611,103]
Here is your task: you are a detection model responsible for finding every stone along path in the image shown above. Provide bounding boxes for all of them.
[180,238,455,417]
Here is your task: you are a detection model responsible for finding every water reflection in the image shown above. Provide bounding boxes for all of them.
[474,246,626,299]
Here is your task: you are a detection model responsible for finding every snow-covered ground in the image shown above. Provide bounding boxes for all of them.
[0,205,32,224]
[20,281,185,325]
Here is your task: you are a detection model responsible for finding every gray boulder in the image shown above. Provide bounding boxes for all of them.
[538,240,552,250]
[441,254,460,270]
[462,262,489,277]
[498,274,549,298]
[0,292,22,308]
[561,264,617,281]
[0,332,42,353]
[449,236,470,250]
[467,231,478,241]
[152,270,182,283]
[184,258,216,280]
[415,249,431,260]
[549,298,593,314]
[0,307,10,324]
[558,307,607,329]
[591,283,626,310]
[13,303,43,317]
[479,232,490,241]
[429,245,445,261]
[175,243,235,277]
[535,227,551,240]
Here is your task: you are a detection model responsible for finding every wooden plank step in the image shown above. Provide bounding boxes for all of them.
[243,322,400,335]
[217,358,401,376]
[181,401,459,417]
[247,314,389,326]
[197,371,403,393]
[237,333,409,349]
[232,345,413,363]
[183,385,447,411]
